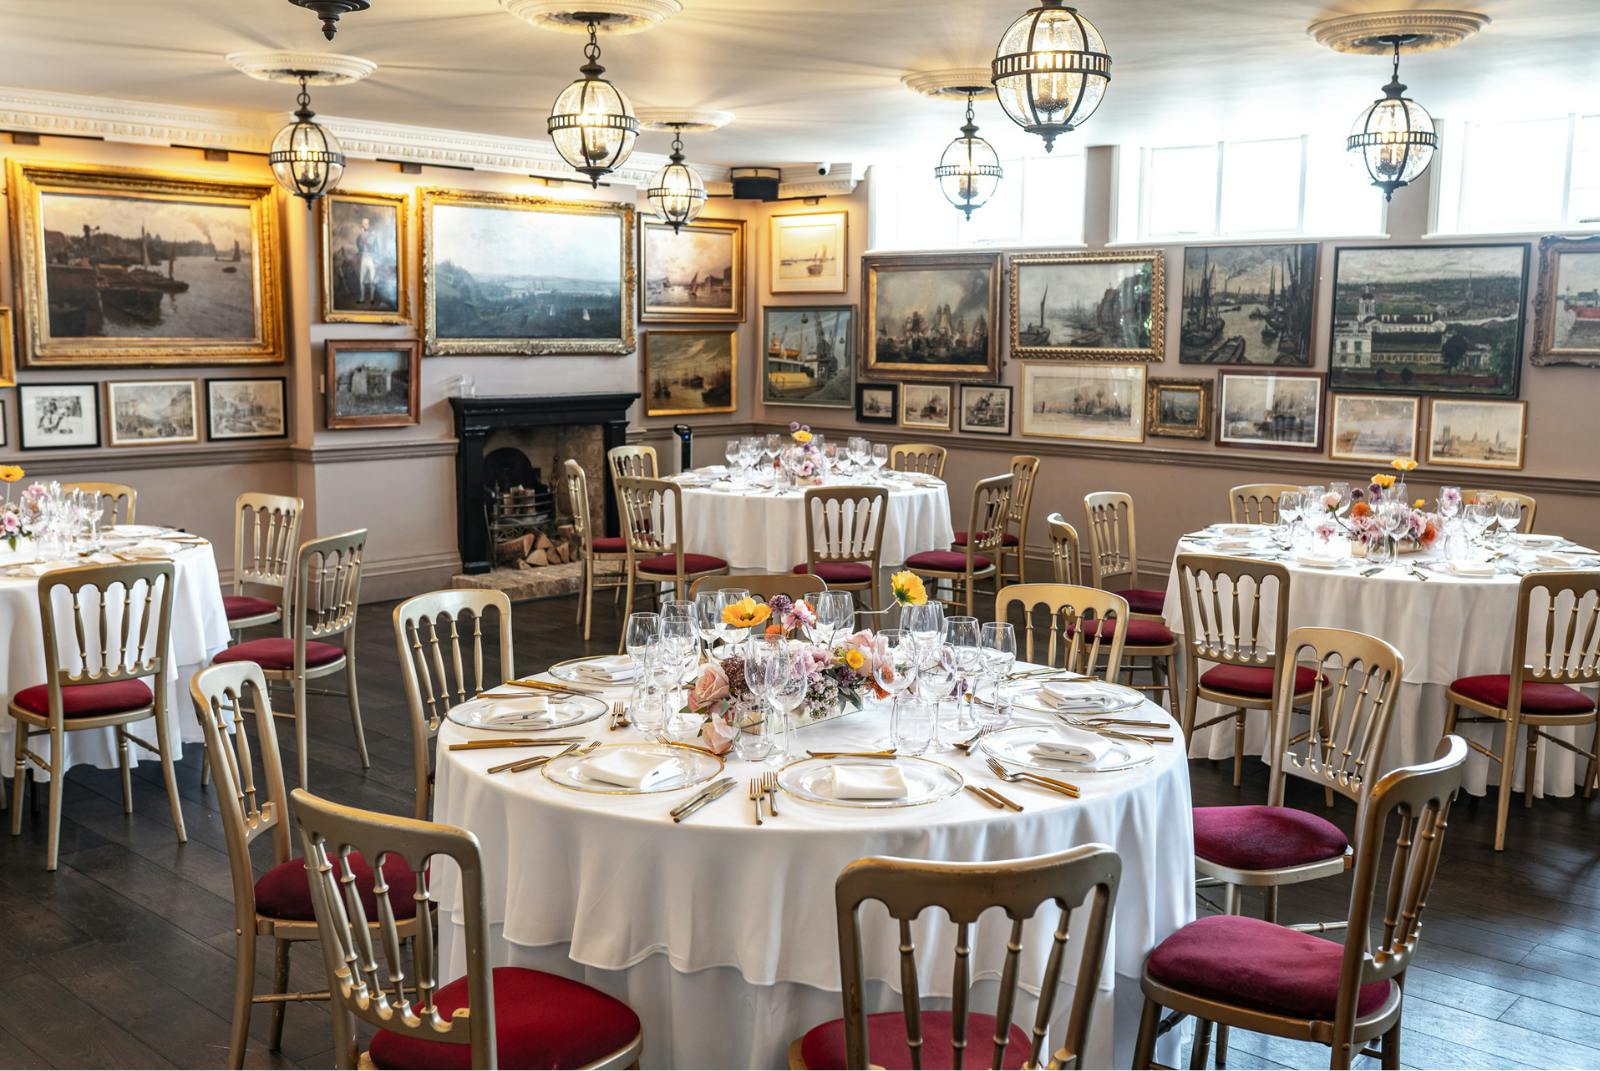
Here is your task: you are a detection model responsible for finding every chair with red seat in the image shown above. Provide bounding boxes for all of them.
[796,486,886,611]
[1083,491,1165,619]
[224,492,303,641]
[292,787,644,1070]
[790,844,1121,1070]
[996,583,1128,683]
[615,476,729,648]
[888,441,947,479]
[565,460,628,642]
[8,561,185,871]
[1133,735,1467,1071]
[955,455,1039,587]
[692,572,826,603]
[905,473,1012,617]
[1444,570,1599,851]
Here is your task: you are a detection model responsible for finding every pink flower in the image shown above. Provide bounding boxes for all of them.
[1322,492,1342,511]
[686,662,730,713]
[700,715,738,755]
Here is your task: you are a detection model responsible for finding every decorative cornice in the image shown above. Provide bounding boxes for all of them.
[776,163,860,199]
[0,443,291,474]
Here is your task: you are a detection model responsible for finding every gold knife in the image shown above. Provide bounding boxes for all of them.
[671,778,736,822]
[806,749,897,759]
[449,737,585,751]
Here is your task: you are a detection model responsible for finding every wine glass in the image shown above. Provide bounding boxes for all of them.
[1437,486,1462,521]
[1496,498,1523,542]
[912,642,959,753]
[624,612,660,669]
[1467,496,1497,550]
[739,637,781,762]
[723,438,740,475]
[693,591,726,661]
[813,591,858,650]
[979,622,1017,729]
[763,432,782,467]
[847,437,867,472]
[944,616,982,730]
[715,588,755,651]
[871,443,889,476]
[873,629,918,742]
[903,601,946,655]
[1276,490,1302,544]
[761,641,809,763]
[1327,481,1350,514]
[1381,500,1410,555]
[658,615,699,729]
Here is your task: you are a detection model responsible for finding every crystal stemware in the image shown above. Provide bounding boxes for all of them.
[978,622,1017,730]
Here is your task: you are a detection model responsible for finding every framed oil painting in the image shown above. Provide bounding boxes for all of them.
[856,382,898,424]
[0,308,15,386]
[770,210,847,294]
[206,377,287,441]
[641,218,745,323]
[1010,250,1164,361]
[1179,243,1317,365]
[1426,398,1527,470]
[420,187,634,356]
[105,379,199,447]
[1020,363,1146,444]
[1328,244,1528,398]
[18,382,99,450]
[643,330,736,417]
[863,253,1000,382]
[6,160,285,367]
[1217,371,1324,451]
[1328,394,1420,463]
[1145,377,1212,440]
[762,305,854,407]
[959,384,1012,436]
[320,190,409,325]
[900,383,953,432]
[1532,233,1600,366]
[325,340,420,430]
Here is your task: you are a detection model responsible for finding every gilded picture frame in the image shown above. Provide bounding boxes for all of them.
[325,340,422,430]
[1145,377,1212,440]
[862,252,1001,383]
[1531,233,1600,367]
[1009,249,1165,362]
[105,378,200,448]
[0,308,16,387]
[640,217,746,323]
[320,190,411,325]
[642,329,737,417]
[770,210,848,294]
[1425,398,1527,470]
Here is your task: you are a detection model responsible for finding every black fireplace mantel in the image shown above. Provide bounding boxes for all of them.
[450,392,638,575]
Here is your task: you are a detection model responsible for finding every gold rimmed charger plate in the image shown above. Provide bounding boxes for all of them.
[547,655,640,688]
[976,679,1144,719]
[446,692,608,733]
[777,755,965,810]
[541,741,724,795]
[978,724,1156,775]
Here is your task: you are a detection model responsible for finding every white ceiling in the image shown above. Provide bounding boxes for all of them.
[2,0,1597,168]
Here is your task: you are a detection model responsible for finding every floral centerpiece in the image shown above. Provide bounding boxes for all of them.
[1318,459,1441,556]
[0,468,39,551]
[781,422,825,485]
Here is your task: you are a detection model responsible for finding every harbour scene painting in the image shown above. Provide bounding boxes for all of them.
[1532,235,1600,366]
[1020,363,1145,443]
[1180,243,1316,365]
[1218,371,1323,450]
[762,306,853,407]
[770,210,847,294]
[1011,251,1162,361]
[644,330,736,416]
[642,219,743,322]
[1426,398,1526,470]
[1329,394,1419,462]
[863,253,1000,381]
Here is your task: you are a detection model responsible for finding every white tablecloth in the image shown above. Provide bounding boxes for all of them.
[433,672,1194,1069]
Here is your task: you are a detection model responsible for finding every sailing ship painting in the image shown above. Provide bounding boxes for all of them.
[642,219,743,321]
[1180,243,1317,366]
[762,306,854,407]
[864,254,1000,380]
[1009,251,1163,360]
[644,330,737,416]
[771,211,847,293]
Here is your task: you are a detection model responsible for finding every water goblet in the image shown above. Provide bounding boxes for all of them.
[1276,490,1302,544]
[723,438,740,475]
[913,642,959,752]
[658,615,700,730]
[1496,498,1523,542]
[761,641,809,763]
[979,622,1017,729]
[738,637,781,762]
[892,697,937,757]
[813,591,858,651]
[623,612,660,695]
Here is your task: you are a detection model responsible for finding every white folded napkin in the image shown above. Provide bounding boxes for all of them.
[1534,552,1585,568]
[1217,525,1259,537]
[125,539,182,557]
[1446,561,1496,577]
[1214,540,1256,552]
[828,764,909,800]
[1294,553,1344,569]
[581,749,685,790]
[3,561,65,578]
[574,655,640,683]
[1038,681,1114,711]
[1029,725,1112,765]
[1509,534,1559,548]
[480,697,559,729]
[108,524,167,538]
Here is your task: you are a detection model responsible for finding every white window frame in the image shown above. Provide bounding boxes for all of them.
[1433,113,1600,236]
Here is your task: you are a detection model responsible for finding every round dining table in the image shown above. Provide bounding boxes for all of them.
[432,669,1193,1070]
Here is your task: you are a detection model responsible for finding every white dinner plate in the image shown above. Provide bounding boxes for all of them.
[978,724,1155,775]
[542,742,722,795]
[446,692,608,733]
[548,655,641,687]
[107,524,168,538]
[978,678,1144,718]
[778,756,964,809]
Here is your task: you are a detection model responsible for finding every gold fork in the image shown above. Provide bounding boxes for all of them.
[761,770,779,817]
[748,777,764,826]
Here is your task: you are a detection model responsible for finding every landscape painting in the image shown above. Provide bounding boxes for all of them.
[1218,371,1324,451]
[641,218,744,322]
[856,382,897,424]
[644,330,736,416]
[1180,243,1317,365]
[1532,234,1600,366]
[1329,244,1528,397]
[1329,394,1420,463]
[421,188,634,356]
[770,211,847,294]
[106,379,198,447]
[863,253,1000,382]
[206,378,286,440]
[1145,377,1212,440]
[762,306,854,407]
[1010,250,1163,361]
[1426,398,1526,470]
[1020,363,1146,443]
[325,340,420,429]
[321,191,408,324]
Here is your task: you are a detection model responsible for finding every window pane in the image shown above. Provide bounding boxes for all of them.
[1220,138,1302,233]
[1146,144,1217,237]
[1458,118,1568,231]
[1020,153,1086,245]
[1569,115,1600,225]
[1303,135,1387,236]
[958,156,1024,245]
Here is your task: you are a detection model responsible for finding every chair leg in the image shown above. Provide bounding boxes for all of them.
[200,747,212,789]
[1190,1018,1213,1069]
[269,938,291,1051]
[581,562,594,642]
[45,728,65,872]
[345,658,370,771]
[10,726,26,836]
[1132,998,1161,1070]
[118,726,133,813]
[1523,727,1538,809]
[1493,719,1517,852]
[1381,1021,1401,1069]
[1232,710,1245,787]
[295,678,310,789]
[228,930,256,1069]
[153,712,187,844]
[619,570,637,654]
[1181,683,1198,744]
[1264,887,1280,924]
[1586,718,1599,799]
[964,575,974,617]
[1442,701,1459,736]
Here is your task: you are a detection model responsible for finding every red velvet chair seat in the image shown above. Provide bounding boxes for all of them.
[368,966,641,1070]
[223,594,280,621]
[214,637,345,671]
[793,561,873,584]
[12,679,153,718]
[1115,587,1166,615]
[1146,914,1394,1021]
[1193,805,1349,871]
[800,1011,1034,1070]
[591,536,627,554]
[1200,663,1322,699]
[254,850,419,923]
[953,530,1020,548]
[638,552,727,576]
[1449,674,1596,715]
[905,550,992,572]
[1070,617,1176,646]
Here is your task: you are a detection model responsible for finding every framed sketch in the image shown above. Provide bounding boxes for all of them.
[206,377,287,441]
[105,379,199,447]
[1532,233,1600,366]
[959,384,1012,435]
[6,160,285,367]
[855,382,898,424]
[1179,243,1317,365]
[325,340,420,430]
[420,187,634,356]
[1010,249,1164,361]
[320,190,409,324]
[1145,377,1212,440]
[643,329,736,417]
[1426,398,1527,470]
[863,253,1001,382]
[1328,244,1528,398]
[900,383,953,432]
[770,210,847,294]
[0,307,15,386]
[1328,394,1421,463]
[641,218,745,323]
[18,383,99,450]
[1020,363,1146,444]
[1217,371,1324,451]
[762,305,854,407]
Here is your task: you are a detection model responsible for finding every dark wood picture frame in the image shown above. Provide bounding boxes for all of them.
[958,383,1013,435]
[855,381,899,424]
[18,382,100,450]
[324,339,421,430]
[206,377,288,441]
[1216,370,1325,452]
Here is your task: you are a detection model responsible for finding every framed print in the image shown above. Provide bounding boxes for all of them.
[0,307,15,386]
[1328,244,1528,397]
[1217,371,1324,451]
[105,379,199,447]
[643,329,736,417]
[1531,233,1600,366]
[1145,377,1212,440]
[320,190,409,325]
[1179,243,1317,365]
[900,383,953,431]
[770,210,847,294]
[1020,363,1146,444]
[1328,393,1420,463]
[420,187,634,356]
[1010,249,1164,361]
[863,252,1001,382]
[6,160,285,367]
[18,383,99,450]
[762,305,854,407]
[1426,398,1527,470]
[856,382,898,424]
[325,340,420,430]
[959,384,1012,435]
[641,218,745,323]
[206,377,287,441]
[0,402,6,447]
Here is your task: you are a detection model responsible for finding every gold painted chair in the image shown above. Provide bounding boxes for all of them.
[8,561,185,871]
[1229,483,1299,525]
[63,480,136,525]
[225,492,303,639]
[394,589,514,821]
[796,486,886,611]
[292,788,645,1070]
[565,459,629,641]
[1133,736,1467,1071]
[1463,488,1537,532]
[790,844,1122,1070]
[213,530,369,788]
[904,473,1012,617]
[1047,512,1082,585]
[957,454,1038,586]
[889,442,947,479]
[996,583,1129,682]
[691,573,827,602]
[1444,571,1599,851]
[1073,502,1178,710]
[616,476,728,645]
[608,443,659,486]
[1083,491,1165,619]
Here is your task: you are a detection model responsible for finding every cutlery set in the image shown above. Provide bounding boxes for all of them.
[985,757,1080,799]
[670,778,736,823]
[488,740,599,775]
[964,784,1022,811]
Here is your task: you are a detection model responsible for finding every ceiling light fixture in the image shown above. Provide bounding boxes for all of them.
[934,90,1003,220]
[645,124,708,232]
[1347,36,1438,201]
[547,17,640,186]
[990,1,1111,152]
[268,74,346,207]
[287,0,371,41]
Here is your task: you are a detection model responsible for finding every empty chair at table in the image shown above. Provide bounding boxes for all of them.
[955,454,1038,586]
[691,572,826,603]
[1082,494,1179,709]
[63,480,136,525]
[996,582,1129,683]
[795,485,886,611]
[565,459,629,642]
[615,476,729,643]
[1229,483,1299,525]
[904,472,1011,617]
[889,442,947,479]
[224,492,303,639]
[608,443,658,486]
[1462,488,1537,532]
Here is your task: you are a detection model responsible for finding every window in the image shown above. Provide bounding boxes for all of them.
[868,151,1085,251]
[1436,115,1600,233]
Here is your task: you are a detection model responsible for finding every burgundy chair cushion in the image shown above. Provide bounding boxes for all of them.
[800,1011,1034,1070]
[1450,673,1596,715]
[214,637,345,671]
[253,850,419,923]
[1200,663,1322,698]
[793,561,873,584]
[953,529,1020,548]
[13,679,153,719]
[591,536,627,554]
[223,594,280,621]
[1072,617,1176,646]
[1193,805,1349,871]
[1115,587,1167,615]
[1146,914,1394,1021]
[637,552,728,576]
[905,549,992,572]
[368,966,641,1070]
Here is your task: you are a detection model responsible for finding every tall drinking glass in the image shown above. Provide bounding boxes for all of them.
[658,615,699,734]
[873,629,917,746]
[871,443,889,476]
[763,433,782,468]
[913,642,959,752]
[814,591,858,651]
[623,611,661,709]
[762,642,808,763]
[1496,498,1523,542]
[903,601,946,655]
[979,622,1017,730]
[739,638,780,762]
[944,616,982,730]
[1277,490,1302,545]
[892,697,937,757]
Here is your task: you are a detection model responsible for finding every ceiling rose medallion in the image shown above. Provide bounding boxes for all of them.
[286,0,371,41]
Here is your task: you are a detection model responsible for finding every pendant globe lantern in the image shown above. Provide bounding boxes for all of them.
[1347,36,1439,201]
[990,0,1111,152]
[646,125,707,232]
[268,75,346,207]
[547,19,640,186]
[934,91,1004,220]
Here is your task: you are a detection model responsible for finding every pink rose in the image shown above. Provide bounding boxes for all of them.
[700,715,738,755]
[686,661,730,713]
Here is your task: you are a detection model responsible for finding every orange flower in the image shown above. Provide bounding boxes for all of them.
[1391,457,1419,473]
[721,596,772,629]
[764,622,784,639]
[1351,501,1372,519]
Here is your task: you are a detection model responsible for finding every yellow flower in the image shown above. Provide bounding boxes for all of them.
[1371,473,1396,489]
[890,570,927,607]
[792,430,813,445]
[843,648,866,671]
[1414,498,1426,509]
[0,466,23,484]
[1391,458,1418,473]
[721,596,772,629]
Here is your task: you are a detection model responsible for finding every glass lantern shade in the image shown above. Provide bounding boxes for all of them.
[268,111,345,206]
[548,73,639,186]
[1348,91,1438,200]
[991,1,1111,151]
[647,155,707,231]
[934,117,1004,220]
